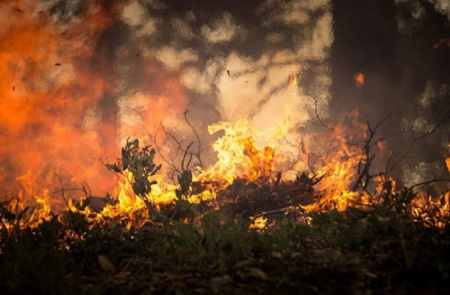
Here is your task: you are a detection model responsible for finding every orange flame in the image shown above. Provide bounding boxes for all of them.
[196,119,279,187]
[411,192,450,229]
[353,71,365,88]
[300,110,369,212]
[446,158,450,174]
[249,216,268,230]
[2,105,450,231]
[0,1,121,208]
[446,144,450,174]
[289,72,298,87]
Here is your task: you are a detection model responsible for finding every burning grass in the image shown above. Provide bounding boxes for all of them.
[1,1,449,293]
[2,192,450,294]
[1,114,450,294]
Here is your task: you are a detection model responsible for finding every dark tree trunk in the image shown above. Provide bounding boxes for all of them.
[330,0,404,180]
[395,0,450,190]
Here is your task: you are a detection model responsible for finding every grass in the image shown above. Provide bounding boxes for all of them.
[2,192,450,295]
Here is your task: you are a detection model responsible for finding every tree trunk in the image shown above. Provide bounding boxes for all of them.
[330,0,404,181]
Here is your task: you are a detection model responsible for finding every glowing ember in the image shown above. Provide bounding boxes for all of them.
[289,72,298,87]
[353,71,365,88]
[446,158,450,174]
[411,192,450,229]
[249,216,268,230]
[446,144,450,174]
[433,37,450,49]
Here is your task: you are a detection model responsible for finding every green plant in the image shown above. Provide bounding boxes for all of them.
[106,138,161,197]
[106,138,163,220]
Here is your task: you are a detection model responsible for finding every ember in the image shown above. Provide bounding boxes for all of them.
[354,71,365,88]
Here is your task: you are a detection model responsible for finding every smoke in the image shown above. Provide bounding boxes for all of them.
[394,0,450,189]
[2,0,447,206]
[0,1,119,203]
[395,0,450,20]
[0,0,333,204]
[115,0,333,165]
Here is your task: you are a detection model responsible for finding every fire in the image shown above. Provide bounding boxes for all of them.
[447,158,450,174]
[96,108,376,224]
[0,2,449,233]
[446,143,450,174]
[289,72,298,87]
[0,0,188,219]
[411,192,450,229]
[433,37,450,49]
[100,172,149,228]
[73,110,293,226]
[0,1,120,209]
[2,104,450,231]
[249,216,268,230]
[353,71,365,88]
[195,117,287,190]
[300,110,370,212]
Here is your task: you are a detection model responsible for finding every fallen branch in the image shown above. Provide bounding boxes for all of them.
[254,206,303,218]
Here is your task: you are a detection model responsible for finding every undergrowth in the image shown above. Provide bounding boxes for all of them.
[1,139,450,294]
[1,190,450,294]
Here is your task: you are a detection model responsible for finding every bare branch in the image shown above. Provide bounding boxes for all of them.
[304,89,327,127]
[54,173,70,210]
[408,179,450,191]
[184,110,203,168]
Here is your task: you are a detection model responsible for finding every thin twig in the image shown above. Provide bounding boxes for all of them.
[388,107,450,173]
[408,179,450,191]
[54,173,70,210]
[184,110,203,168]
[254,206,302,218]
[181,142,194,171]
[351,113,392,192]
[304,89,327,127]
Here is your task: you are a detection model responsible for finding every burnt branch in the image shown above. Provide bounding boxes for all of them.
[254,206,302,218]
[304,89,327,127]
[351,113,393,193]
[184,109,204,168]
[408,179,450,192]
[54,173,70,210]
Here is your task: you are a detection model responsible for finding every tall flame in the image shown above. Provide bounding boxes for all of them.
[0,1,120,210]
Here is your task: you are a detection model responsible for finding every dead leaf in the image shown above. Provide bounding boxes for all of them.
[98,255,116,272]
[290,252,302,259]
[116,271,132,278]
[234,259,256,269]
[271,251,282,258]
[363,270,378,279]
[245,267,268,280]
